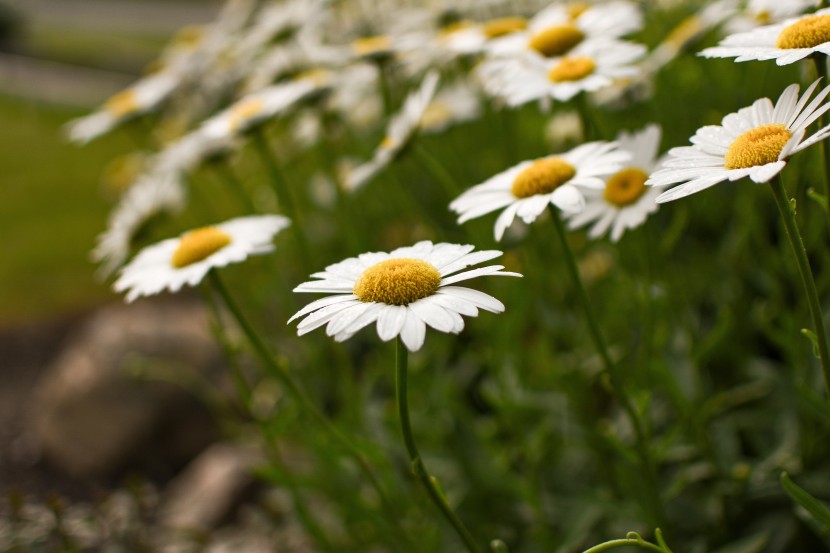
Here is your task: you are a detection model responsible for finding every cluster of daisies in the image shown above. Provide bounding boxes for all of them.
[75,0,830,354]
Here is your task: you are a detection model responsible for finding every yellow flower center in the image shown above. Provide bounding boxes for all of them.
[511,158,577,198]
[482,17,528,38]
[548,56,596,82]
[604,168,649,207]
[566,2,591,20]
[380,135,397,150]
[174,25,204,48]
[353,258,442,305]
[171,227,232,268]
[353,35,392,57]
[755,10,771,25]
[529,24,585,57]
[228,98,265,132]
[665,16,703,49]
[723,123,792,170]
[105,90,140,117]
[419,101,453,129]
[775,14,830,49]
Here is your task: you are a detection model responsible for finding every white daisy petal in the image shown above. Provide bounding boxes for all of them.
[400,309,426,352]
[377,305,408,342]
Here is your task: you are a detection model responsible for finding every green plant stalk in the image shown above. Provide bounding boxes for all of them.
[207,271,399,522]
[201,284,335,550]
[769,176,830,397]
[395,337,484,553]
[548,206,666,527]
[252,129,311,270]
[212,161,259,215]
[811,56,830,224]
[412,141,461,199]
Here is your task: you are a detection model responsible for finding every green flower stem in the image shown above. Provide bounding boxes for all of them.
[811,56,830,223]
[200,284,253,408]
[395,337,484,553]
[412,141,461,199]
[769,176,830,396]
[201,283,335,550]
[375,59,394,117]
[207,271,398,521]
[212,162,259,215]
[252,129,311,270]
[548,206,666,527]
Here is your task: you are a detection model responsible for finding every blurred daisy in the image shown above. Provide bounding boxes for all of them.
[725,0,818,33]
[93,168,187,277]
[478,38,645,106]
[439,16,529,55]
[488,1,642,62]
[114,215,290,302]
[450,141,629,240]
[345,71,440,190]
[567,125,665,242]
[66,72,179,144]
[701,8,830,65]
[200,72,332,141]
[289,241,521,352]
[419,79,482,134]
[647,80,830,203]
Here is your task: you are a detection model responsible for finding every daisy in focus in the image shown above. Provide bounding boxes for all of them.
[289,241,521,352]
[647,80,830,203]
[450,141,630,241]
[567,125,665,242]
[114,215,290,302]
[344,71,439,190]
[700,7,830,65]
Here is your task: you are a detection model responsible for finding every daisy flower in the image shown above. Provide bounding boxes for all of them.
[418,78,482,134]
[567,125,665,242]
[487,1,642,63]
[200,71,332,141]
[646,80,830,203]
[93,167,187,278]
[700,7,830,65]
[114,215,290,302]
[478,38,645,106]
[450,141,630,241]
[724,0,818,33]
[289,241,521,352]
[344,71,440,190]
[66,72,179,145]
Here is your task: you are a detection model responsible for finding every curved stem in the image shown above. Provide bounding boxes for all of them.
[395,337,484,553]
[769,176,830,396]
[548,206,666,527]
[208,271,399,520]
[581,537,666,553]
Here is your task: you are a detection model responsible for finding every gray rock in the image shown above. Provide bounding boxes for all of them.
[32,298,222,478]
[159,442,261,533]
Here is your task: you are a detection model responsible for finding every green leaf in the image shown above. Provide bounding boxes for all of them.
[807,187,829,211]
[780,472,830,530]
[802,328,821,358]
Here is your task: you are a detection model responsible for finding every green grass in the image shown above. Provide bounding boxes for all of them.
[0,95,133,325]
